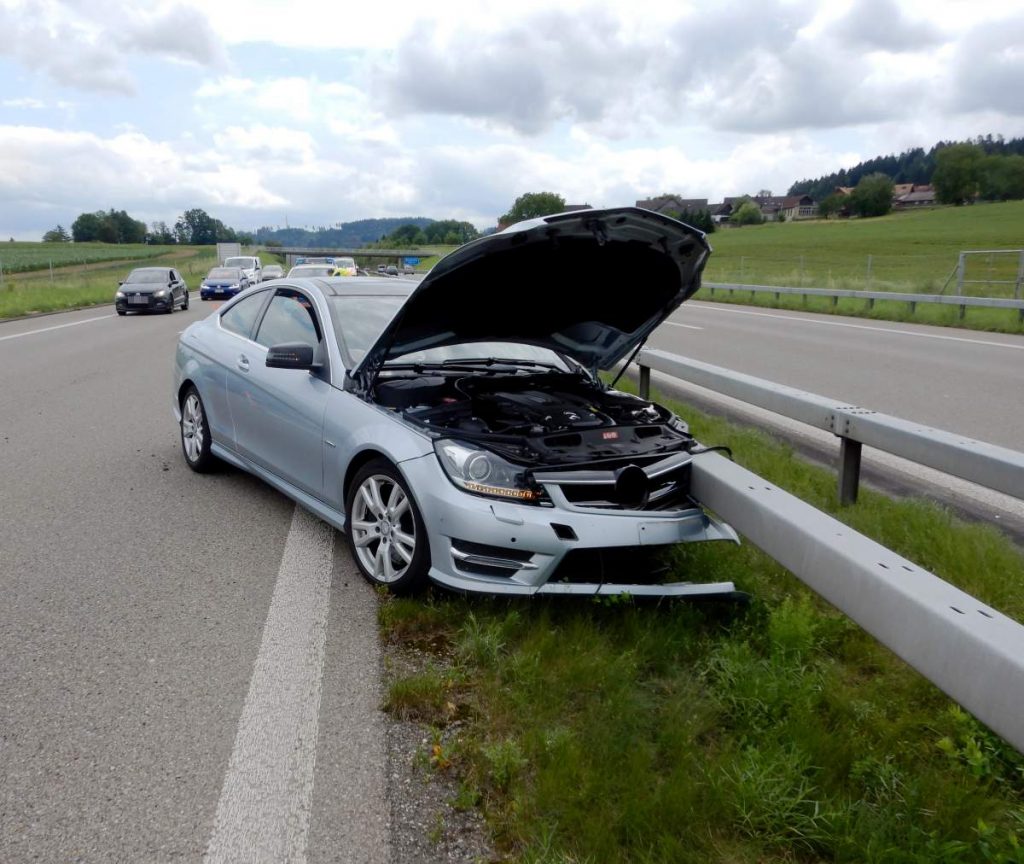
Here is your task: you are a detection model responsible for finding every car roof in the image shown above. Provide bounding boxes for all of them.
[129,267,170,273]
[282,276,417,297]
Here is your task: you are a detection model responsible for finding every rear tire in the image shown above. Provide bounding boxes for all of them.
[346,459,430,594]
[182,292,190,310]
[180,386,216,473]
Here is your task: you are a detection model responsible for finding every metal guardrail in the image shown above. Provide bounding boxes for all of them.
[691,451,1024,752]
[705,282,1024,322]
[638,348,1024,505]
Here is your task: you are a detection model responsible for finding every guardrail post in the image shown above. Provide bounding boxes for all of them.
[838,438,862,505]
[958,303,966,321]
[638,365,650,399]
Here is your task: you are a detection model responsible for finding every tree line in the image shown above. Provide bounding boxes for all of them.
[42,208,254,245]
[789,134,1024,201]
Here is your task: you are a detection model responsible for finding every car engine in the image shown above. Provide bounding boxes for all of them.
[374,371,694,467]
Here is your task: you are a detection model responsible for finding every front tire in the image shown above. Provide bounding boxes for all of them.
[180,386,216,473]
[346,459,430,594]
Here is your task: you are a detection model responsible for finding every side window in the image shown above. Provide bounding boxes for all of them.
[220,291,269,339]
[255,292,321,348]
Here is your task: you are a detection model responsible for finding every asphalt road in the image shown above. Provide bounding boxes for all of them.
[653,301,1024,451]
[0,300,388,863]
[2,294,1022,860]
[649,300,1024,531]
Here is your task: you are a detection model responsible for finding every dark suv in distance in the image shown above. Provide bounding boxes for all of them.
[116,268,189,315]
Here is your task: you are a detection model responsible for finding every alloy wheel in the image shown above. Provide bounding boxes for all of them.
[350,474,416,583]
[181,393,204,464]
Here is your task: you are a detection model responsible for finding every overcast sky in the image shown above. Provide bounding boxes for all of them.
[2,0,1023,239]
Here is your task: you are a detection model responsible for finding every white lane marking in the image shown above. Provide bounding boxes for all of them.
[0,314,113,342]
[204,506,335,864]
[664,322,704,330]
[683,304,1024,351]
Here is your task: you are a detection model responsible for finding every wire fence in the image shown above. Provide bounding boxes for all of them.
[703,250,1024,298]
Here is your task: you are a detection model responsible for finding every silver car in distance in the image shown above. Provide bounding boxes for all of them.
[173,207,739,596]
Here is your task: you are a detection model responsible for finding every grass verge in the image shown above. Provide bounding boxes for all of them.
[380,386,1024,863]
[0,247,218,319]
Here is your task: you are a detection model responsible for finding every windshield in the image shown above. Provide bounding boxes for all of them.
[207,268,240,279]
[327,294,569,371]
[125,270,166,284]
[335,258,356,268]
[224,257,252,268]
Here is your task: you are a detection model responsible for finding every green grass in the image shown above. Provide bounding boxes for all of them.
[703,202,1024,297]
[0,247,218,318]
[380,386,1024,863]
[0,241,171,274]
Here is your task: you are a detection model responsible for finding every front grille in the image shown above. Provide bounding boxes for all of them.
[557,461,692,511]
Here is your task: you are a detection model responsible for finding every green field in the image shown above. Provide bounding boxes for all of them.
[381,385,1024,863]
[0,242,171,274]
[702,201,1024,296]
[0,247,218,318]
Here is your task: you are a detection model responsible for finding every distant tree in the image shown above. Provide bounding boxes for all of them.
[42,225,71,242]
[147,221,176,245]
[817,193,845,218]
[71,209,145,243]
[757,189,773,198]
[733,200,764,225]
[849,173,894,217]
[71,212,104,242]
[174,208,219,245]
[499,192,566,225]
[978,154,1024,201]
[933,143,984,205]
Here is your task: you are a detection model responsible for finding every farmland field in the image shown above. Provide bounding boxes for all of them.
[0,242,171,274]
[702,200,1024,296]
[0,246,219,318]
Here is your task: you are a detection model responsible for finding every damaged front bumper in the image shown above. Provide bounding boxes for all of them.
[400,451,740,598]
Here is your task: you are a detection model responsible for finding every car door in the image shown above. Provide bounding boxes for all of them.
[171,269,185,303]
[229,287,331,497]
[209,289,273,450]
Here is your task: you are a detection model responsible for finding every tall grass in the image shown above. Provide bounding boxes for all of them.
[381,387,1024,863]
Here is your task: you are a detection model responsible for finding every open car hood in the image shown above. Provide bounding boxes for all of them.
[353,206,710,378]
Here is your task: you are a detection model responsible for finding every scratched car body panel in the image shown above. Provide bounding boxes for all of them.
[173,207,739,596]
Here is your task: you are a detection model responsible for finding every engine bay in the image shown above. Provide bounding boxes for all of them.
[373,370,695,467]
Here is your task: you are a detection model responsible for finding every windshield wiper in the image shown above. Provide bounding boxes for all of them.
[440,357,563,370]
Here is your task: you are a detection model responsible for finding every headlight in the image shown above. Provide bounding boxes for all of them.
[115,291,125,299]
[154,289,168,298]
[434,439,541,502]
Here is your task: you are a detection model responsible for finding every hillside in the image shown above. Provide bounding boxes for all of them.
[701,200,1024,294]
[254,217,435,249]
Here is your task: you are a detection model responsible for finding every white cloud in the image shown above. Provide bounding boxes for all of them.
[0,0,225,94]
[2,98,45,109]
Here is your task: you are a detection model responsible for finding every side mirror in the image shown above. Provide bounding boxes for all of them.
[118,280,124,286]
[266,342,318,370]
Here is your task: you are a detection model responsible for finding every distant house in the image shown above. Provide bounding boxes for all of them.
[636,195,709,215]
[712,194,817,222]
[893,184,936,208]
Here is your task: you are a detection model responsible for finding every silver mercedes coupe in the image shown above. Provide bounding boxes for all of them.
[173,207,739,596]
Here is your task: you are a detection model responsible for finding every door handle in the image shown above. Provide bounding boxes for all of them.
[237,354,250,372]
